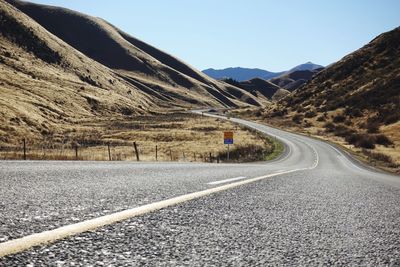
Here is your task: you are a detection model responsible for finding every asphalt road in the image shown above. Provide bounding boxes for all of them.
[0,115,399,266]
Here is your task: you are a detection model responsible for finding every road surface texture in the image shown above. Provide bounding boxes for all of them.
[0,115,399,266]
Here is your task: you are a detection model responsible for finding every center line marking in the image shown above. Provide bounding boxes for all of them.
[207,176,247,185]
[0,168,304,258]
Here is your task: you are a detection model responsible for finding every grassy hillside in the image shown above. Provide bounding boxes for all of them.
[5,0,260,108]
[270,69,323,92]
[0,0,154,144]
[241,27,400,172]
[0,0,261,146]
[222,77,290,102]
[1,113,276,163]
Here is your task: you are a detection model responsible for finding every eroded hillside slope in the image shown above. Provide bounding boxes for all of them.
[0,0,260,145]
[5,0,260,108]
[249,27,400,172]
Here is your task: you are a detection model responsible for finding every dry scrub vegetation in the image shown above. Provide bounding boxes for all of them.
[0,112,276,162]
[0,1,270,163]
[234,107,400,173]
[233,27,400,173]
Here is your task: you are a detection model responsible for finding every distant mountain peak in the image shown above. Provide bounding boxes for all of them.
[203,62,323,82]
[202,67,284,81]
[288,62,324,73]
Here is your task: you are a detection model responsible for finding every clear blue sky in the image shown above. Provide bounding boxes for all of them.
[29,0,400,71]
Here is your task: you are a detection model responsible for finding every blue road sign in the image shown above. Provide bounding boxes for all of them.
[224,139,233,145]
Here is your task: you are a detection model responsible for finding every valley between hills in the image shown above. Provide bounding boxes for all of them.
[0,0,399,172]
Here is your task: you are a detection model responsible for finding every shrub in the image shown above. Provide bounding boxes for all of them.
[345,107,363,117]
[304,110,317,118]
[332,114,346,123]
[217,144,273,162]
[296,106,306,113]
[79,75,98,87]
[384,113,400,125]
[333,125,355,138]
[375,134,393,146]
[345,133,376,149]
[292,114,303,124]
[325,103,339,111]
[357,136,376,149]
[303,121,313,128]
[366,122,380,133]
[319,106,328,112]
[270,110,284,117]
[316,116,326,122]
[120,107,134,116]
[84,96,100,111]
[362,149,393,164]
[324,122,335,133]
[255,109,263,117]
[314,98,323,107]
[344,120,353,126]
[345,134,359,145]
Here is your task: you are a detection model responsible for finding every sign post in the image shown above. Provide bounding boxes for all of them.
[224,131,234,161]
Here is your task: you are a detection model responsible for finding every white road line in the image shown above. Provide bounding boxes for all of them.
[207,176,247,185]
[291,136,319,170]
[310,145,320,169]
[327,143,343,156]
[0,168,304,258]
[326,143,365,172]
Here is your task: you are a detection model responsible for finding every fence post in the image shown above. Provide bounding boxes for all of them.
[133,142,140,161]
[108,143,112,161]
[209,152,212,163]
[194,152,196,162]
[23,139,26,160]
[156,145,158,161]
[75,145,78,160]
[217,156,220,164]
[183,152,186,161]
[169,148,172,161]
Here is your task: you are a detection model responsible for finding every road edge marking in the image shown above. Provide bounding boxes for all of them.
[207,176,247,185]
[0,169,303,258]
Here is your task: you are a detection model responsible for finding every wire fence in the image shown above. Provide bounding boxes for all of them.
[0,140,224,163]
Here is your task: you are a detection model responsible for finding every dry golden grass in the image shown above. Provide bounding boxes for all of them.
[256,28,400,173]
[379,122,400,164]
[0,112,274,162]
[0,0,264,154]
[0,0,260,126]
[232,107,400,173]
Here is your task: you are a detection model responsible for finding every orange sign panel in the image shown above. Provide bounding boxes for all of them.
[224,132,233,139]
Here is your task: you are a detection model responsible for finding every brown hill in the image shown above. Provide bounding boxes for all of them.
[0,0,151,142]
[0,0,260,144]
[239,78,281,99]
[282,27,399,124]
[270,69,323,92]
[222,77,289,102]
[267,27,400,171]
[5,0,260,108]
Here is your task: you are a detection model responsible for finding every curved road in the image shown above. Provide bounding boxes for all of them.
[0,115,399,265]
